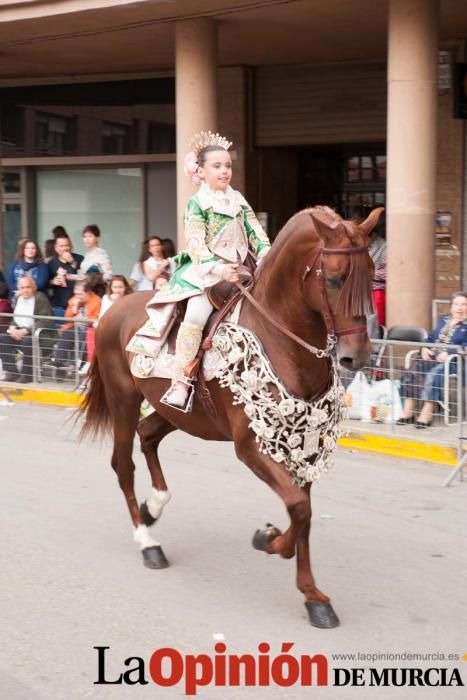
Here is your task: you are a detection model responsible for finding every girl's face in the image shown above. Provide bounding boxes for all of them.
[24,242,37,259]
[111,280,126,298]
[83,231,98,248]
[451,295,467,322]
[148,239,162,257]
[74,286,88,303]
[198,149,232,192]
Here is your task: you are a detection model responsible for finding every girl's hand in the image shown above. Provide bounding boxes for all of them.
[436,351,448,363]
[221,264,240,283]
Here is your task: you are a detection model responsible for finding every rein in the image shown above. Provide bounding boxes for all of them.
[236,244,370,359]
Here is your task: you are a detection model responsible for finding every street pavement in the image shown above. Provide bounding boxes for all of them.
[0,402,466,700]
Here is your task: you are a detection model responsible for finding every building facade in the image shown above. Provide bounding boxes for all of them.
[0,0,466,328]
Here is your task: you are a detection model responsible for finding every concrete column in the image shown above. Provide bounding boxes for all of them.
[175,18,217,250]
[386,0,438,328]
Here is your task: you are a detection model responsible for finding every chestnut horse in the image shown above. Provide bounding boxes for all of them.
[80,205,383,628]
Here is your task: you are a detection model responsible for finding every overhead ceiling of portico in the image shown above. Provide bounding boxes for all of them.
[0,0,464,82]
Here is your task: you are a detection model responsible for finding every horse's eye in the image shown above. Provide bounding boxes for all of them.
[326,276,343,289]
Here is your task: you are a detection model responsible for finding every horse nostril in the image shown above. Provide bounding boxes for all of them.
[339,357,354,371]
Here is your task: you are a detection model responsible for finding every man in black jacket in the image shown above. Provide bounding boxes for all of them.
[48,235,83,317]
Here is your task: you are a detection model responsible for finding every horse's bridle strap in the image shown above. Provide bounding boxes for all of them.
[236,283,332,357]
[303,245,369,338]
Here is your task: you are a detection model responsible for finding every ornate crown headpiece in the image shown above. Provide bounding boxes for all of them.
[189,131,232,158]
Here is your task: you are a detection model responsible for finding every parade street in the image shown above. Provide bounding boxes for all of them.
[0,402,466,700]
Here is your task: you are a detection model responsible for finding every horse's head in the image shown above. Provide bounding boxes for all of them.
[304,206,384,371]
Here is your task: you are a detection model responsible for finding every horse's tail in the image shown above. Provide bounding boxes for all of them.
[79,355,112,439]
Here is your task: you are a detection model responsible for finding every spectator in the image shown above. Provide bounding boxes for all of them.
[397,292,467,428]
[0,275,52,383]
[0,281,13,334]
[79,224,112,282]
[48,235,84,317]
[54,280,101,380]
[52,225,68,239]
[7,238,49,301]
[129,240,152,291]
[78,274,133,382]
[84,270,107,298]
[99,275,133,319]
[143,235,175,291]
[368,220,386,325]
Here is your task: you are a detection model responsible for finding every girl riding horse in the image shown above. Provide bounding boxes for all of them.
[149,131,271,409]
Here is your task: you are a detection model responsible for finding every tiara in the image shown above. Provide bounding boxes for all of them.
[189,131,232,158]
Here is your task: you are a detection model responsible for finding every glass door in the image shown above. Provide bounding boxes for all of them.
[2,202,22,269]
[1,168,27,271]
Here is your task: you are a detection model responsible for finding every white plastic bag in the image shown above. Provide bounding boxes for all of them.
[344,371,369,420]
[345,373,403,424]
[361,379,403,424]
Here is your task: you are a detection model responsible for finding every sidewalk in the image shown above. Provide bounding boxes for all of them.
[0,378,463,469]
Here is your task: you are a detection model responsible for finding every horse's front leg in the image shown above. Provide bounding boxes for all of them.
[235,432,339,627]
[295,486,340,629]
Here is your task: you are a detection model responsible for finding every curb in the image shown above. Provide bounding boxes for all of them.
[0,383,460,467]
[339,432,458,467]
[0,383,83,408]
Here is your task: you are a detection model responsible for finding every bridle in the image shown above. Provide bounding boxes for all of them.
[235,244,370,359]
[302,245,369,339]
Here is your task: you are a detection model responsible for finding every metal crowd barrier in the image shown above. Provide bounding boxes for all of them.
[1,313,466,460]
[340,338,466,445]
[0,312,96,387]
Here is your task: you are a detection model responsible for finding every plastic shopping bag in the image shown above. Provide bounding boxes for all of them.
[344,371,370,420]
[361,379,403,424]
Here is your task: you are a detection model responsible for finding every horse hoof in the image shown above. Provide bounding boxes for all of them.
[252,523,281,552]
[142,546,169,569]
[140,502,157,527]
[305,601,340,629]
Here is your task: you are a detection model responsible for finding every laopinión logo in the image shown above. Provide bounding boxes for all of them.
[94,645,464,695]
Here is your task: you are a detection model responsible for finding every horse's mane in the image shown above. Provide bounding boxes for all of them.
[260,206,340,271]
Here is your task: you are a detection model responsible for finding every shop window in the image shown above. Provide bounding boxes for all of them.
[102,122,130,155]
[36,112,75,154]
[342,152,386,218]
[344,154,386,184]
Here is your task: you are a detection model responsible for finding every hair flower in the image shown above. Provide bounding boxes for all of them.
[183,151,201,186]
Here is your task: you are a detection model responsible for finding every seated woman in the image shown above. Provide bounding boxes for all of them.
[397,291,467,428]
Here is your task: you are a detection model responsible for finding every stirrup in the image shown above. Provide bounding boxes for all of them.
[160,378,195,413]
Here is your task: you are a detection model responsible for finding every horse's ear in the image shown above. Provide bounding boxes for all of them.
[309,212,338,245]
[360,207,384,238]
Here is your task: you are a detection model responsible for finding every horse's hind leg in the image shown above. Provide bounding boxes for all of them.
[137,411,176,528]
[110,401,169,570]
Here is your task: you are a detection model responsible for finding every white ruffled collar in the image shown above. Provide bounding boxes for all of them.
[197,182,247,217]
